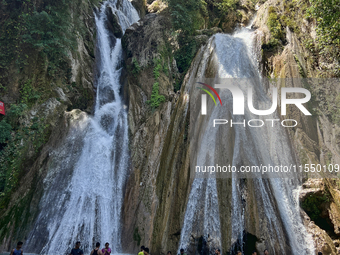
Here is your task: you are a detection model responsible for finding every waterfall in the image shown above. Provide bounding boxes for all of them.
[177,178,222,255]
[179,21,314,255]
[25,1,139,254]
[216,25,315,255]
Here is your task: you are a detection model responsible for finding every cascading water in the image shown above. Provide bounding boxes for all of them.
[180,20,314,255]
[217,25,315,255]
[177,178,222,255]
[25,1,139,254]
[177,37,224,255]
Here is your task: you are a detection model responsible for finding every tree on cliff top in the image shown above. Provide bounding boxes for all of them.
[166,0,205,34]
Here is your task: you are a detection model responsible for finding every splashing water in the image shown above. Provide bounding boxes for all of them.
[25,1,139,254]
[179,20,314,255]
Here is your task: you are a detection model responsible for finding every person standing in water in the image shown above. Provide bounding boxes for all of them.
[180,248,187,255]
[215,249,221,255]
[143,247,150,255]
[10,241,23,255]
[138,246,145,255]
[263,249,269,255]
[91,242,103,255]
[102,243,111,255]
[70,241,84,255]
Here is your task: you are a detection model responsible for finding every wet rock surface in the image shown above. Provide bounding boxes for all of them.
[254,1,340,252]
[105,6,124,38]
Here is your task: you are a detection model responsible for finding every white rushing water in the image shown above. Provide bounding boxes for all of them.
[180,21,314,255]
[25,1,139,254]
[218,25,314,255]
[177,177,222,255]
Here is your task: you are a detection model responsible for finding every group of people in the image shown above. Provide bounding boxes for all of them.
[216,248,323,255]
[70,242,152,255]
[8,241,326,255]
[70,241,113,255]
[214,248,268,255]
[138,245,151,255]
[141,245,183,255]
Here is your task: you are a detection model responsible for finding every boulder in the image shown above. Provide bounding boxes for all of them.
[131,0,147,17]
[105,6,123,38]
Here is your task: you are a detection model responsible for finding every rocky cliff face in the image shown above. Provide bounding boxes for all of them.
[0,0,99,250]
[121,0,340,254]
[120,8,280,255]
[120,12,191,254]
[253,0,340,253]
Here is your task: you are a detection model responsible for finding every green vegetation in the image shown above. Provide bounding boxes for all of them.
[307,0,340,77]
[153,58,163,79]
[20,80,40,106]
[164,0,205,89]
[148,82,165,109]
[280,0,300,33]
[294,55,306,78]
[0,120,12,144]
[214,0,239,15]
[0,0,100,75]
[164,0,242,89]
[147,58,166,109]
[273,0,340,123]
[174,35,198,74]
[332,95,340,125]
[132,57,141,76]
[165,0,205,35]
[0,0,99,211]
[301,191,331,221]
[0,103,50,208]
[267,7,285,48]
[133,227,141,246]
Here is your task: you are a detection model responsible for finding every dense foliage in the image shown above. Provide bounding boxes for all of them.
[214,0,239,15]
[267,7,286,47]
[307,0,340,47]
[165,0,241,87]
[164,0,205,80]
[0,0,99,207]
[166,0,205,34]
[301,190,331,222]
[0,81,44,207]
[0,0,91,74]
[307,0,340,76]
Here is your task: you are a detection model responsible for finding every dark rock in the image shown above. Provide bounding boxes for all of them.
[131,0,146,18]
[105,6,123,38]
[100,113,115,135]
[194,35,209,47]
[99,85,115,107]
[196,27,223,37]
[122,13,171,67]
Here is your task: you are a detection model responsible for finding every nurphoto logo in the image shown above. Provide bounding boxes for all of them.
[196,79,312,128]
[198,82,311,116]
[190,78,320,179]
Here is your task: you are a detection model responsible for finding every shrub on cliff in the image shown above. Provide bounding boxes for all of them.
[0,0,100,75]
[166,0,205,34]
[307,0,340,77]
